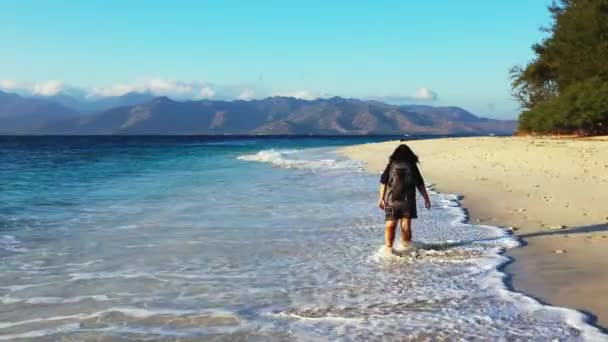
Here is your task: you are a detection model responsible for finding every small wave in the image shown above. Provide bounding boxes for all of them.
[0,281,64,293]
[272,311,363,323]
[0,296,21,304]
[0,235,27,252]
[0,323,80,341]
[125,243,160,248]
[371,242,487,264]
[68,271,170,282]
[0,307,242,340]
[115,224,141,230]
[237,149,362,170]
[0,294,111,305]
[25,295,111,305]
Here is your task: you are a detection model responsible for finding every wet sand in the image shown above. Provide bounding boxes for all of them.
[341,136,608,328]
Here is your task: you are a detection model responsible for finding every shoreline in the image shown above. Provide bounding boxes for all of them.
[341,136,608,330]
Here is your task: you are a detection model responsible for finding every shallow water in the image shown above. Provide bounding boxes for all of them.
[0,136,605,341]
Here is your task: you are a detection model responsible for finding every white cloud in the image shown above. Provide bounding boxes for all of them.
[237,88,255,100]
[1,78,332,102]
[272,90,322,100]
[0,80,67,96]
[90,78,217,100]
[0,80,92,100]
[90,83,139,97]
[33,80,66,96]
[0,78,229,100]
[369,87,439,104]
[412,87,438,101]
[199,85,216,98]
[0,80,21,90]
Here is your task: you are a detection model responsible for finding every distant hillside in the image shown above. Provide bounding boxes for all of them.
[0,91,79,134]
[34,92,156,113]
[0,91,517,135]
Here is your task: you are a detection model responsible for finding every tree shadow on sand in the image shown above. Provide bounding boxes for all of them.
[518,223,608,239]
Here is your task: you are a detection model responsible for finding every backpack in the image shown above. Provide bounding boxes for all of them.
[386,161,415,205]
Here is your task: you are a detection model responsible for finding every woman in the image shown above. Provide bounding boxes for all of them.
[378,144,431,250]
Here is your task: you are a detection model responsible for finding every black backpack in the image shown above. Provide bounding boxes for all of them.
[386,161,415,205]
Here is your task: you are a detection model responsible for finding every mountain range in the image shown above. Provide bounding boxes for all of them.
[0,90,516,135]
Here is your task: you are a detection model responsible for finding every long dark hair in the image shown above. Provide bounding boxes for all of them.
[389,144,419,164]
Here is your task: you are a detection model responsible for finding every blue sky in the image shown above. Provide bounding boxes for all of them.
[0,0,552,118]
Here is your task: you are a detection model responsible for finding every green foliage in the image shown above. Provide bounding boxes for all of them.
[518,78,608,134]
[511,0,608,135]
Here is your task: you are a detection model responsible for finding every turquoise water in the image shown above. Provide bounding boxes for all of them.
[0,136,604,341]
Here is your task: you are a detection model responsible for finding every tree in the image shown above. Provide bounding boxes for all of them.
[511,0,608,135]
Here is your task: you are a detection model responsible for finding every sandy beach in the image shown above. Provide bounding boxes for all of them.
[342,136,608,329]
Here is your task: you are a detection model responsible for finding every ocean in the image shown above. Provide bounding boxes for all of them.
[0,136,604,341]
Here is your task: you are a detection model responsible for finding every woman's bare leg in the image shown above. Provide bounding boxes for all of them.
[385,220,398,248]
[400,216,412,245]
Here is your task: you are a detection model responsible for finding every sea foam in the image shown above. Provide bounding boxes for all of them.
[238,148,362,170]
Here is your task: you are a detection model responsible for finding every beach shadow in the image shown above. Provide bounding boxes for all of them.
[518,223,608,239]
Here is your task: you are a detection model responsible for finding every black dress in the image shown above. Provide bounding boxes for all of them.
[380,162,425,220]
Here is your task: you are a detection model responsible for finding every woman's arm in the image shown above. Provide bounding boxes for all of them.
[378,163,390,209]
[378,184,387,209]
[417,184,431,209]
[413,164,431,209]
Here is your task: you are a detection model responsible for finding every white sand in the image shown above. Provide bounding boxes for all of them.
[342,136,608,328]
